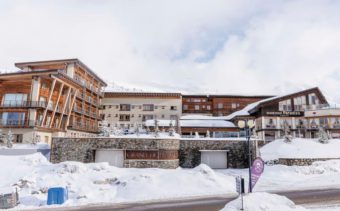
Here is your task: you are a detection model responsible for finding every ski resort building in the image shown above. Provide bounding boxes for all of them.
[101,92,182,129]
[0,59,106,144]
[226,87,338,141]
[182,94,272,116]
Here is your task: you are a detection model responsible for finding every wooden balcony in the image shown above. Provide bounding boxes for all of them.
[0,119,41,128]
[0,101,47,109]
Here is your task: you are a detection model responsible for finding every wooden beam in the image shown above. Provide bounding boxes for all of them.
[64,89,78,130]
[41,78,56,127]
[49,83,64,128]
[51,75,77,90]
[58,87,71,128]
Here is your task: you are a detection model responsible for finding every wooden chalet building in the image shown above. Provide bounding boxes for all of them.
[227,87,335,141]
[182,94,272,116]
[0,59,106,144]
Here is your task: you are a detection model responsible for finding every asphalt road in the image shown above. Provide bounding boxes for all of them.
[29,188,340,211]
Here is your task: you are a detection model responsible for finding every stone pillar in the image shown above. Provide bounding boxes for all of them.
[276,117,280,138]
[66,63,75,78]
[29,76,40,125]
[292,117,296,137]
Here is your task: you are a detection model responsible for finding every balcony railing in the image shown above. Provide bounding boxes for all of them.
[69,122,98,132]
[0,119,41,127]
[0,101,47,108]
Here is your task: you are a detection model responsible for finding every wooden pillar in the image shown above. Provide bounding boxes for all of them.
[65,90,78,130]
[41,79,56,127]
[49,83,64,128]
[58,87,71,128]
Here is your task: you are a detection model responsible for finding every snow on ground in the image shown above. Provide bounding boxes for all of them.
[0,153,235,210]
[3,146,340,209]
[219,159,340,192]
[221,192,307,211]
[0,142,50,149]
[261,138,340,161]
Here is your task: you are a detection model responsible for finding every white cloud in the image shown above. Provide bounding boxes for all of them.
[1,0,340,102]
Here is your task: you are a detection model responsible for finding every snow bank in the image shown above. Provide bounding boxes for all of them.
[0,142,50,149]
[221,192,307,211]
[0,154,236,209]
[261,138,340,161]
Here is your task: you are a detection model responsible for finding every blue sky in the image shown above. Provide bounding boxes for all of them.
[1,0,340,103]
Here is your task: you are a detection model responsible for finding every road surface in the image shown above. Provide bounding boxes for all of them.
[29,188,340,211]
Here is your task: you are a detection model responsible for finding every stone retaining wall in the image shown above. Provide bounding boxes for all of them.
[179,139,255,168]
[51,137,180,169]
[278,158,340,166]
[51,137,253,169]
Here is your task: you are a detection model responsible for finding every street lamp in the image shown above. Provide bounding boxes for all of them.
[238,119,255,193]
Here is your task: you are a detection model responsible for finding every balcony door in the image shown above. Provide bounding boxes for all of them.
[2,93,27,106]
[2,112,25,126]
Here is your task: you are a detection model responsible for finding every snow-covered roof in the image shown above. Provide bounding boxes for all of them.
[145,118,236,128]
[145,119,177,127]
[180,119,236,128]
[180,114,229,120]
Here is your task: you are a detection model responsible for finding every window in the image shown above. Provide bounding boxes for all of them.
[120,104,131,111]
[2,112,25,125]
[279,99,292,111]
[183,105,188,110]
[217,103,223,109]
[109,105,112,109]
[294,96,306,111]
[119,114,130,121]
[308,93,319,105]
[131,114,134,118]
[155,106,158,109]
[108,114,111,118]
[3,93,27,105]
[192,99,201,102]
[143,104,154,111]
[170,115,177,120]
[170,106,177,110]
[195,105,200,110]
[161,115,165,118]
[142,115,154,121]
[207,105,211,110]
[162,106,165,109]
[115,114,118,117]
[139,114,142,118]
[231,103,240,109]
[116,105,119,109]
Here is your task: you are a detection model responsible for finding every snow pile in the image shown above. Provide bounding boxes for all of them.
[221,192,307,211]
[261,138,340,161]
[0,142,50,149]
[0,154,236,209]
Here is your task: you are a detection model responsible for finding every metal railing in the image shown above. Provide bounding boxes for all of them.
[0,119,41,127]
[0,101,47,108]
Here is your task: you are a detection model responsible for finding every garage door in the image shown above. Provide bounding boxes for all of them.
[200,150,228,169]
[95,149,124,167]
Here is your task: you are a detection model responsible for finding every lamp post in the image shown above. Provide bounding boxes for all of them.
[238,119,255,193]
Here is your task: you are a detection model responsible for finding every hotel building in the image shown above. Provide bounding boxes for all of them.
[0,59,106,143]
[182,94,272,116]
[101,92,182,129]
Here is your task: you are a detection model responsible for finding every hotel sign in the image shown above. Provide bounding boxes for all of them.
[265,111,303,117]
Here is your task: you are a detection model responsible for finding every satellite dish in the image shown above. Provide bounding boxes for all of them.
[247,119,255,128]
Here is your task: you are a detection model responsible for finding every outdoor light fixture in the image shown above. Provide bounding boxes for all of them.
[238,119,255,193]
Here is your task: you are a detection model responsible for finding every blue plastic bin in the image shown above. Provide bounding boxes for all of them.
[47,187,68,205]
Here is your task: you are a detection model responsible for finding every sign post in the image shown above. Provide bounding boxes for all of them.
[235,176,245,210]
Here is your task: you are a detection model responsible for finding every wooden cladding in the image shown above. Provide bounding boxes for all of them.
[126,150,178,160]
